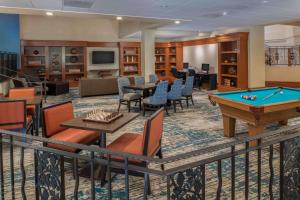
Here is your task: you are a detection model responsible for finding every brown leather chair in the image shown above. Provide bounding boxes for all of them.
[103,108,165,194]
[42,101,100,152]
[0,99,33,135]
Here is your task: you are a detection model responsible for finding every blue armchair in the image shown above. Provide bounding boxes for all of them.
[143,81,168,116]
[117,77,141,112]
[134,76,145,96]
[167,79,183,112]
[149,74,158,84]
[182,76,195,107]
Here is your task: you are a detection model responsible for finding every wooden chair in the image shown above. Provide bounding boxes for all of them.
[0,99,33,136]
[102,108,165,194]
[42,101,100,153]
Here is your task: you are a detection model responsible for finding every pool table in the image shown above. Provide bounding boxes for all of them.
[209,87,300,143]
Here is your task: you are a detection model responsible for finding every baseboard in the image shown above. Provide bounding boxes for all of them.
[265,81,300,88]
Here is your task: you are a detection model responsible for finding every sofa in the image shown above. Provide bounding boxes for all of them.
[79,77,118,97]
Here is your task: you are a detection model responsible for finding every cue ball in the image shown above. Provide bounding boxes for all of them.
[279,91,283,94]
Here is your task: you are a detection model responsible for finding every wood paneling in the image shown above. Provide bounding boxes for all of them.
[87,42,119,47]
[266,81,300,88]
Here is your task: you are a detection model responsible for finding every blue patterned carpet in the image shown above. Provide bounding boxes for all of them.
[3,89,300,199]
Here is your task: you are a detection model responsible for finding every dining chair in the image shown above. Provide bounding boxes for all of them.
[134,76,145,96]
[0,99,34,137]
[149,74,158,84]
[182,76,195,107]
[142,81,168,116]
[9,88,38,134]
[117,77,141,112]
[167,79,183,112]
[104,108,165,195]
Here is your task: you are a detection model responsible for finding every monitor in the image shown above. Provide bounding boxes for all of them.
[92,51,115,64]
[183,63,189,69]
[202,63,210,73]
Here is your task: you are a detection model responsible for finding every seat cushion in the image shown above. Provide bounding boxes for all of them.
[107,133,144,163]
[48,128,100,152]
[123,93,141,101]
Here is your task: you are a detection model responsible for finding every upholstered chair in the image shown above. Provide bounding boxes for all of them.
[0,100,33,137]
[117,77,141,112]
[149,74,158,84]
[103,108,165,195]
[134,76,145,95]
[143,81,168,116]
[182,76,195,107]
[167,79,183,112]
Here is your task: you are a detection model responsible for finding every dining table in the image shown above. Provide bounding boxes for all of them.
[1,96,43,136]
[123,83,156,98]
[61,111,139,179]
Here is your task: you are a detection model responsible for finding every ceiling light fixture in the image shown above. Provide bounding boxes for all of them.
[262,0,269,3]
[116,16,123,20]
[46,11,53,16]
[222,11,228,16]
[174,20,181,24]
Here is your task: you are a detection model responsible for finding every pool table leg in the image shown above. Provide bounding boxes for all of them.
[248,124,264,146]
[223,115,236,137]
[279,120,288,126]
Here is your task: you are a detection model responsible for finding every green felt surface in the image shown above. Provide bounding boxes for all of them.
[216,87,300,106]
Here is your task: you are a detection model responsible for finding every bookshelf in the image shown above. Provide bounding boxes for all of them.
[218,33,248,91]
[119,42,141,76]
[21,40,87,87]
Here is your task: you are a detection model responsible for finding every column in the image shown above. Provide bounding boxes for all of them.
[141,29,155,82]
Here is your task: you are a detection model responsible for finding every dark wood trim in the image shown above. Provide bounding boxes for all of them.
[182,37,218,46]
[21,40,87,47]
[266,81,300,88]
[87,42,119,47]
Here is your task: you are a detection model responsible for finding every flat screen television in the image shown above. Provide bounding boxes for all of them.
[92,51,115,64]
[202,63,210,73]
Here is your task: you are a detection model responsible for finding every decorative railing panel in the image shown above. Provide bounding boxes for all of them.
[265,46,300,66]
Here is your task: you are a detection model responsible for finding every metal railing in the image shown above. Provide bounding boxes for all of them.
[1,124,300,199]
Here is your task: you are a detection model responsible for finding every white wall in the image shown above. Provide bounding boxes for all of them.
[183,44,218,73]
[20,15,119,41]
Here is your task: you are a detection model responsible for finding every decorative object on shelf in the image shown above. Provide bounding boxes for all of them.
[70,48,78,54]
[28,60,42,65]
[230,80,236,87]
[70,56,79,63]
[230,57,236,63]
[84,109,123,123]
[33,50,39,55]
[228,66,237,75]
[224,60,228,63]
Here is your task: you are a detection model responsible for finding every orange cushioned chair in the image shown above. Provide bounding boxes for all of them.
[42,101,100,153]
[9,87,36,114]
[103,108,164,194]
[0,100,33,136]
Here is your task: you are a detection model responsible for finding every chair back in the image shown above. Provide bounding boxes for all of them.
[142,108,164,156]
[42,102,74,138]
[167,79,183,100]
[9,87,35,98]
[149,81,168,105]
[0,100,26,130]
[182,76,194,96]
[188,69,196,76]
[117,77,130,98]
[134,76,145,85]
[149,74,158,84]
[171,67,178,77]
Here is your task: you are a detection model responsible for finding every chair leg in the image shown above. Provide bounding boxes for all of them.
[100,166,107,187]
[139,99,142,111]
[147,174,151,195]
[164,105,169,116]
[191,95,194,105]
[143,105,146,116]
[157,148,164,171]
[173,101,176,113]
[186,97,189,108]
[127,101,131,112]
[179,100,183,110]
[72,158,76,179]
[117,101,121,112]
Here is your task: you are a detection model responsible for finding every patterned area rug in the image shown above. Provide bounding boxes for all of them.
[2,89,300,199]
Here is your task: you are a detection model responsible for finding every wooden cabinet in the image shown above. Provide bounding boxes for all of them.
[119,42,141,76]
[155,42,183,78]
[21,40,87,87]
[218,32,248,92]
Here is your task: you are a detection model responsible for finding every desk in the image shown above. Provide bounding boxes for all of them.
[124,83,156,97]
[196,73,217,90]
[209,87,300,145]
[3,96,42,135]
[61,112,139,179]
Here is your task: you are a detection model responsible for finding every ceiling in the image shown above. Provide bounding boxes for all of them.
[1,0,300,33]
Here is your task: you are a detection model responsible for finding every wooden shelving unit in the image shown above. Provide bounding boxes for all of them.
[155,42,183,79]
[21,40,87,87]
[218,33,248,92]
[119,42,141,76]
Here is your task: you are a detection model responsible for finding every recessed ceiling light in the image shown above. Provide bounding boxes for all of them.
[174,20,181,24]
[222,11,228,16]
[46,11,53,16]
[116,16,123,20]
[262,0,269,3]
